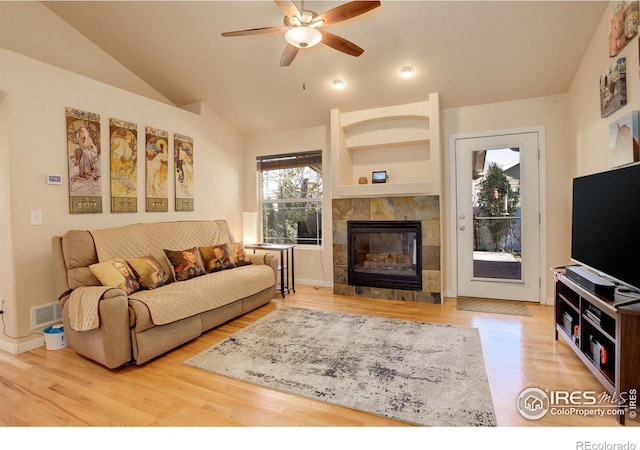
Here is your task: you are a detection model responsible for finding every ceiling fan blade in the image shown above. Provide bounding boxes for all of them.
[221,26,288,37]
[274,0,300,19]
[280,44,300,66]
[319,30,364,57]
[315,1,381,26]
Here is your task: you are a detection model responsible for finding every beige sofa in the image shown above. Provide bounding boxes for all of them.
[51,220,277,369]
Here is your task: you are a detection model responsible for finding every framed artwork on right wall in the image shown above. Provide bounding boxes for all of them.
[600,57,627,118]
[609,111,639,167]
[608,1,639,57]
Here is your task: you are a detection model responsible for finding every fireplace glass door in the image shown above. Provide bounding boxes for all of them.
[348,221,422,290]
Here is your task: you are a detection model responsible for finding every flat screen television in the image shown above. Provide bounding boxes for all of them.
[571,163,640,293]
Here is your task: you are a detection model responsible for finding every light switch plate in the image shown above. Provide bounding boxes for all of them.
[30,210,42,226]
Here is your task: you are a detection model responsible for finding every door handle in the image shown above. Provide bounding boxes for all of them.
[459,226,466,231]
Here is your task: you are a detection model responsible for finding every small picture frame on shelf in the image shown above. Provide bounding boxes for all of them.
[372,171,388,184]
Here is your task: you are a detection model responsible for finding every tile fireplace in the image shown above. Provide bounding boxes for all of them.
[332,195,441,303]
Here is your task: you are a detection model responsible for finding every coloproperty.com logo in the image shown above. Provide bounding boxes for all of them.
[516,387,638,420]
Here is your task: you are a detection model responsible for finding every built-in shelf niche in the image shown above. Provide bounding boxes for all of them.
[330,93,440,198]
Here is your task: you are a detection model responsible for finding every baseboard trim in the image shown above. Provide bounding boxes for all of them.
[295,279,333,288]
[0,335,44,355]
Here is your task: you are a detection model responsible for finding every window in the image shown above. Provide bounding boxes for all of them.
[257,150,322,246]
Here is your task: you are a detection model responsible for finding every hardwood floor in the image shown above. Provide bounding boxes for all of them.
[1,285,638,431]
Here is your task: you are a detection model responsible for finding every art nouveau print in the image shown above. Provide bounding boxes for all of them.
[109,118,138,213]
[66,107,102,213]
[145,126,169,212]
[174,133,194,212]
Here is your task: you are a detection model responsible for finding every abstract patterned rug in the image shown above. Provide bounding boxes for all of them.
[456,297,532,316]
[185,307,497,426]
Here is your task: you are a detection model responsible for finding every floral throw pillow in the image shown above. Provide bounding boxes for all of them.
[199,244,237,273]
[89,258,140,294]
[127,256,170,289]
[228,242,252,267]
[163,247,206,281]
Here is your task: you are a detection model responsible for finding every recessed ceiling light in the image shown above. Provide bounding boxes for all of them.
[332,79,346,90]
[400,66,415,79]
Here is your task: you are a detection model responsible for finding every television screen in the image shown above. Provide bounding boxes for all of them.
[571,163,640,291]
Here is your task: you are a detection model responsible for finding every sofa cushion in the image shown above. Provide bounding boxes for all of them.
[127,256,170,289]
[89,220,233,278]
[61,230,102,290]
[62,230,98,269]
[164,247,206,281]
[128,264,275,326]
[199,244,236,273]
[89,258,140,294]
[228,242,253,267]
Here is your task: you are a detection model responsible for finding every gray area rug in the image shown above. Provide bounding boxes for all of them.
[185,307,497,426]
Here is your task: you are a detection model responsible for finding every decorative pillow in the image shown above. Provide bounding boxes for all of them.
[199,244,237,273]
[89,258,140,294]
[127,256,170,290]
[163,247,206,281]
[228,242,253,267]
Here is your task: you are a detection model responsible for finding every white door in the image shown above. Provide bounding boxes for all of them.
[454,131,541,302]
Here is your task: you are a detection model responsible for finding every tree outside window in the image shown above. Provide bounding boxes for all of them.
[474,162,520,253]
[258,151,322,245]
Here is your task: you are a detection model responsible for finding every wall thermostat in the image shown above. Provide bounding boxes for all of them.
[372,171,388,183]
[47,174,63,185]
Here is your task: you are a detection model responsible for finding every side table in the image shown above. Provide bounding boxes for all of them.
[245,244,295,298]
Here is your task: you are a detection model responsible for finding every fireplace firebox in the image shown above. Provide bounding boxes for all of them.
[347,220,422,291]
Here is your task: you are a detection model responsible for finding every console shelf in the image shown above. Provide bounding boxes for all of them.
[554,270,640,425]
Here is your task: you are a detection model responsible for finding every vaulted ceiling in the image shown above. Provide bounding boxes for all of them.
[5,1,608,135]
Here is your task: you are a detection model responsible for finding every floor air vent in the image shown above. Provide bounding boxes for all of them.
[31,302,62,329]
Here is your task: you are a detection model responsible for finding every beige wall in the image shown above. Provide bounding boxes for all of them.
[568,2,640,176]
[0,49,244,352]
[0,90,14,330]
[244,126,333,287]
[0,1,172,106]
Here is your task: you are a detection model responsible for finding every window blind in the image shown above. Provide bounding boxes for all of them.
[257,150,322,172]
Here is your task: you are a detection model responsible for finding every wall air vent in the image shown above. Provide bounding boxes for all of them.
[31,302,62,329]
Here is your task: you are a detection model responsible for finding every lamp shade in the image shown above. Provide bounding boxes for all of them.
[285,26,322,48]
[243,212,258,244]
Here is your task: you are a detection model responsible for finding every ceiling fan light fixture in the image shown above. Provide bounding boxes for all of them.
[400,66,416,79]
[285,26,322,48]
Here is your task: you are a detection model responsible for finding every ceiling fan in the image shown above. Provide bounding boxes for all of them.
[221,0,381,66]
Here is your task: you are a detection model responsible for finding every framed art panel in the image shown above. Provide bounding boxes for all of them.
[608,1,639,57]
[66,107,102,214]
[110,118,138,213]
[145,126,169,212]
[609,111,639,167]
[174,133,194,212]
[600,57,627,118]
